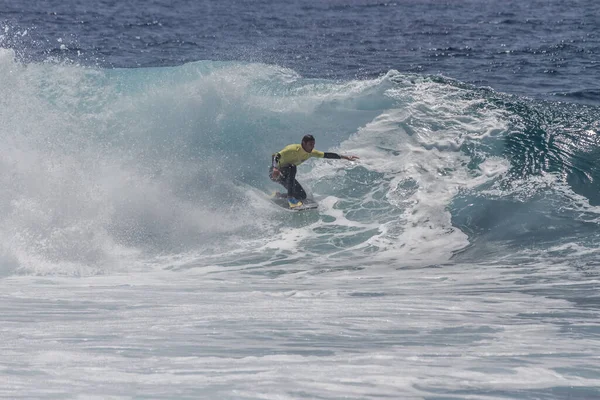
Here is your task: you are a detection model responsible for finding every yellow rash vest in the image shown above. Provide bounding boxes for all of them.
[272,144,326,168]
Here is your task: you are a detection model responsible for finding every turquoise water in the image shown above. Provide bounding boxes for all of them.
[1,0,600,397]
[1,52,599,398]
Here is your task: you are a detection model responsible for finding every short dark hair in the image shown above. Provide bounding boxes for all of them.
[302,134,315,143]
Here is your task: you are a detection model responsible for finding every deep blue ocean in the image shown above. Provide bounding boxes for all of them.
[1,1,600,399]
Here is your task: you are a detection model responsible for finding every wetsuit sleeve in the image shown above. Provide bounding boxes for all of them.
[311,149,325,158]
[272,153,281,168]
[323,152,341,159]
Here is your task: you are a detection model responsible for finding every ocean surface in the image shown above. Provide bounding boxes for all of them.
[1,1,600,399]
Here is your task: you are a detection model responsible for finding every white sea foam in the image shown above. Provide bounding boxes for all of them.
[1,59,599,399]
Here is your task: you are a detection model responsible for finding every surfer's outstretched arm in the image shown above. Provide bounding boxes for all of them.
[323,152,359,161]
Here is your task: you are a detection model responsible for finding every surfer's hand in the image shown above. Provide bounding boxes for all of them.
[343,155,359,161]
[271,168,281,180]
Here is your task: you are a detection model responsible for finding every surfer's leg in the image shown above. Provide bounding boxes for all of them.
[281,166,307,200]
[291,179,307,200]
[279,165,296,198]
[274,166,291,196]
[278,166,307,200]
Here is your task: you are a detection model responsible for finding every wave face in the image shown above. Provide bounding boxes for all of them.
[1,48,599,275]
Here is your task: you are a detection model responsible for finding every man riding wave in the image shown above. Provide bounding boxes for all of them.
[269,134,359,208]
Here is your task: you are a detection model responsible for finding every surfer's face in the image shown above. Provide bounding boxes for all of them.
[302,140,315,153]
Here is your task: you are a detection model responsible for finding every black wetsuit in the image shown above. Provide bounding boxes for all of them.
[269,144,342,200]
[269,164,307,200]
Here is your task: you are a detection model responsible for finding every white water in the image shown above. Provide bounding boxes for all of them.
[2,257,599,399]
[1,50,599,399]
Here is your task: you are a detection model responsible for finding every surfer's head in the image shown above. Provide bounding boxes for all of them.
[302,134,315,152]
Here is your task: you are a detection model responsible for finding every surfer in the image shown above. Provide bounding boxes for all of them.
[269,134,359,208]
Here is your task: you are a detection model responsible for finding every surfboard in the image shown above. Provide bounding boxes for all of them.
[269,193,318,212]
